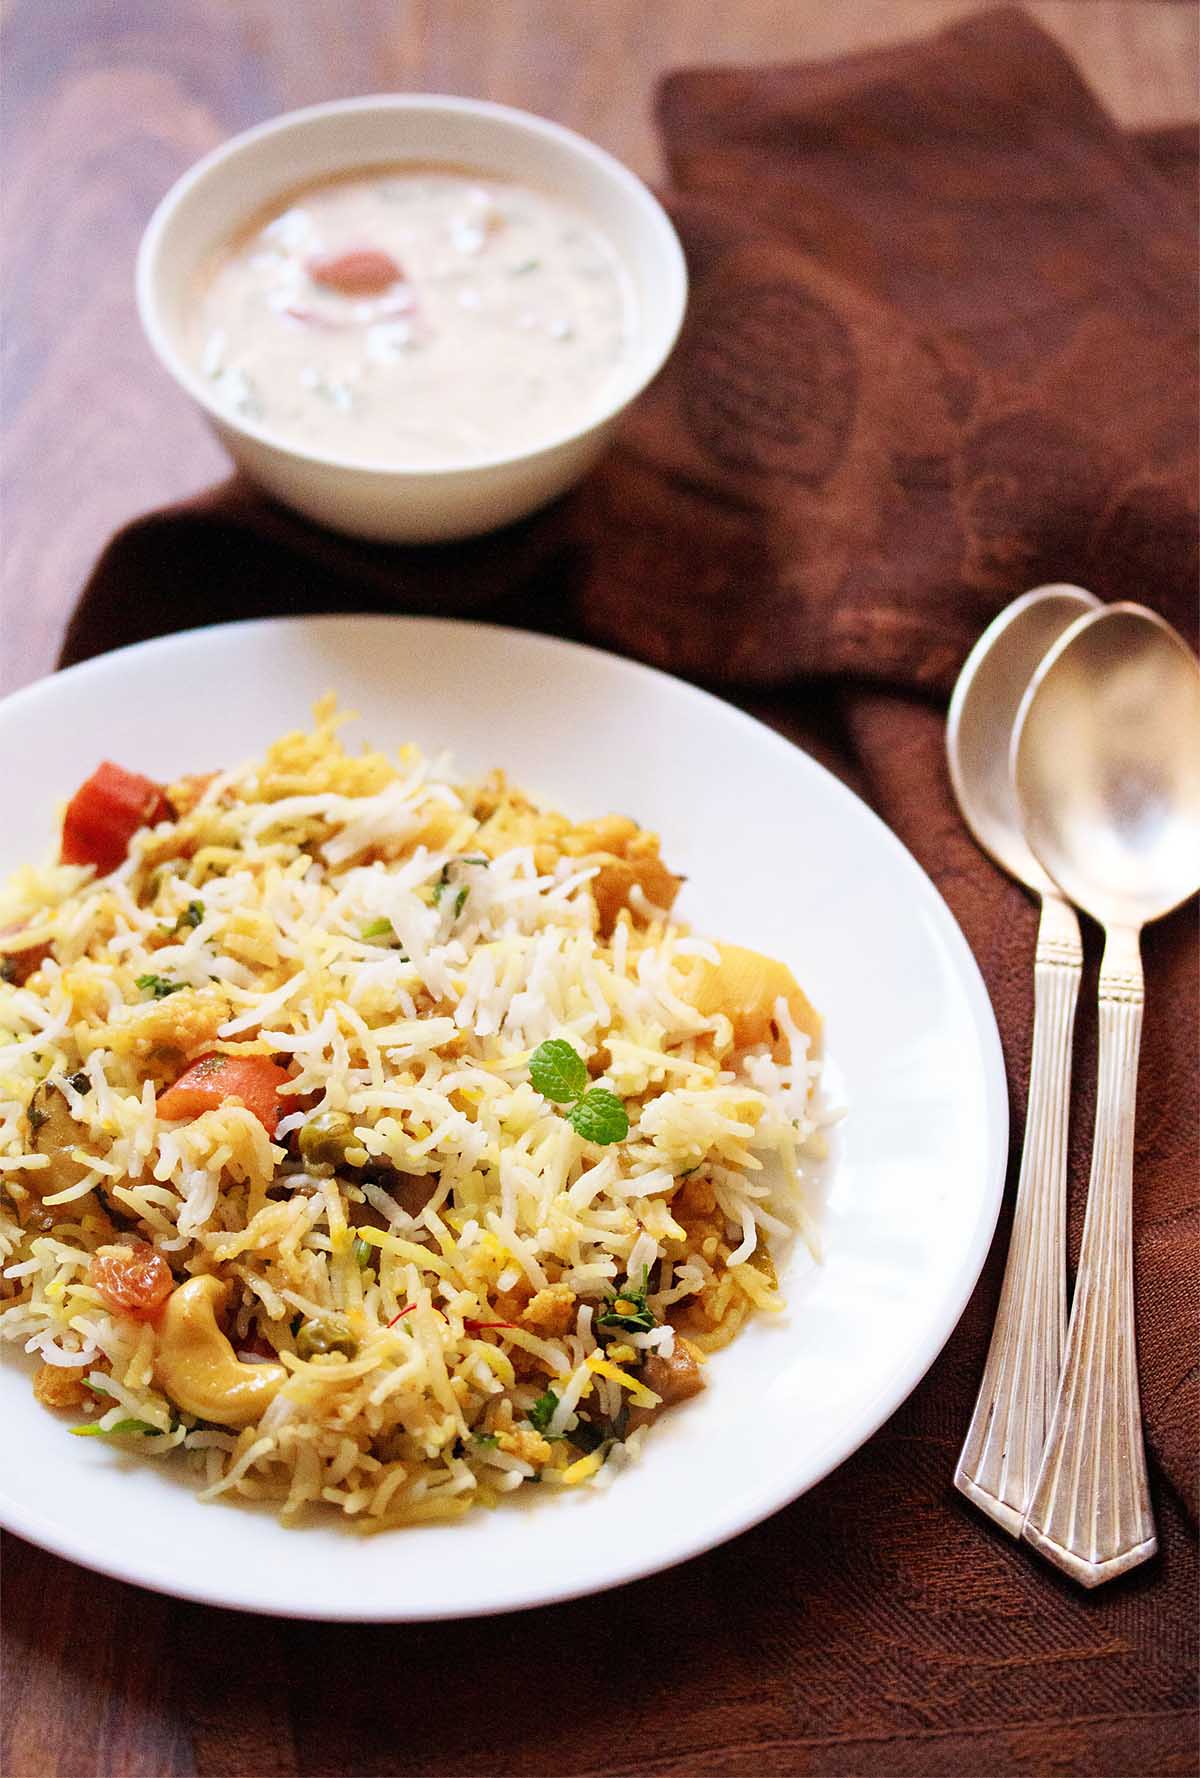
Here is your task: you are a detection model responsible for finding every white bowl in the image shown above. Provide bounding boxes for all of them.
[136,96,687,544]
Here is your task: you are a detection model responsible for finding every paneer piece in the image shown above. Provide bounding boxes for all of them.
[590,852,682,936]
[548,816,682,935]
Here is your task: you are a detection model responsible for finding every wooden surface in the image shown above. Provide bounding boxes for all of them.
[1,6,1198,1778]
[1,0,1197,696]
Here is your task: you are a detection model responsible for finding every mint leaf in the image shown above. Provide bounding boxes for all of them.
[529,1038,588,1104]
[567,1089,629,1146]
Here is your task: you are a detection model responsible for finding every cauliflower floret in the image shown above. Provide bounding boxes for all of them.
[497,1426,553,1466]
[522,1282,576,1336]
[33,1362,90,1408]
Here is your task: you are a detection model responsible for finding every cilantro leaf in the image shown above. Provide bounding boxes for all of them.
[598,1267,656,1333]
[430,880,468,918]
[135,973,183,1000]
[529,1038,588,1104]
[178,901,204,930]
[597,1302,654,1334]
[473,1432,499,1448]
[567,1089,629,1146]
[528,1389,559,1432]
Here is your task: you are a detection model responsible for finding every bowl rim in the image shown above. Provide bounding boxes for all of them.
[135,92,688,481]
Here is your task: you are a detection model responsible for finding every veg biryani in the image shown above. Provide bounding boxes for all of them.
[0,701,824,1526]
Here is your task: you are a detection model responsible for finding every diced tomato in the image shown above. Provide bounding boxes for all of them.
[89,1245,174,1321]
[306,248,403,296]
[156,1053,291,1137]
[61,762,172,876]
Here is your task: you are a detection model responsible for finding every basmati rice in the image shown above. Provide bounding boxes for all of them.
[0,700,825,1526]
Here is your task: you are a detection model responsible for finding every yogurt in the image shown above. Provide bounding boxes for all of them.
[188,165,637,468]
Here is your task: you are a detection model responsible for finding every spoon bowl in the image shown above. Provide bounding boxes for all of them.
[1013,602,1200,928]
[948,583,1100,890]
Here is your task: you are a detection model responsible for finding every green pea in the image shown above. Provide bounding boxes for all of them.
[298,1110,364,1169]
[294,1317,358,1361]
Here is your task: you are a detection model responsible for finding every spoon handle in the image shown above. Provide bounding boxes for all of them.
[954,890,1078,1535]
[1022,925,1157,1586]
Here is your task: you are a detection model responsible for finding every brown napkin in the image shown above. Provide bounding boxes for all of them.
[59,9,1196,1754]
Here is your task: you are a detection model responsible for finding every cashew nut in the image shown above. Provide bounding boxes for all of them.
[153,1275,285,1429]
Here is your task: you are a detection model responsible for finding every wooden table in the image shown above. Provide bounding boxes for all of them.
[2,5,1197,1775]
[2,0,1197,700]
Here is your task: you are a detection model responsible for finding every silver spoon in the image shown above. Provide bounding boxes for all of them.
[947,584,1100,1536]
[1014,601,1200,1586]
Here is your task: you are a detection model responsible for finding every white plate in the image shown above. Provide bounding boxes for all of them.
[0,616,1006,1619]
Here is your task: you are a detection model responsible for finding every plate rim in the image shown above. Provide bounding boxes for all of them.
[0,613,1008,1618]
